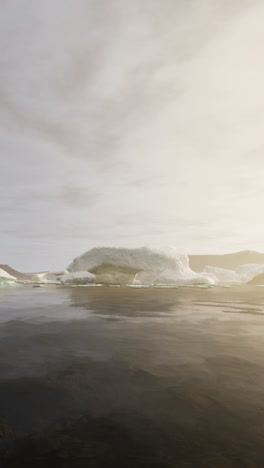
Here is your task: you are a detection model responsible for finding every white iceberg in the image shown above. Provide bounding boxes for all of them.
[200,264,264,285]
[60,271,95,285]
[67,246,264,287]
[0,268,16,280]
[68,247,213,286]
[0,268,19,287]
[32,270,69,284]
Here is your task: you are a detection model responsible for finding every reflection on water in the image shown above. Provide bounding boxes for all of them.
[1,286,264,466]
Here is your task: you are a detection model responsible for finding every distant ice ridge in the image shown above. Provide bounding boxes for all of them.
[0,268,19,287]
[0,268,16,280]
[201,264,264,285]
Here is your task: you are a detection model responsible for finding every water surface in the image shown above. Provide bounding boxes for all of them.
[1,285,264,467]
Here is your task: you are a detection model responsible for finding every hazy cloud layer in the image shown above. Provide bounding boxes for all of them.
[1,0,264,270]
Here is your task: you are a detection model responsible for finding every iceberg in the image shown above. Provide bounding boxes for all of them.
[68,247,212,286]
[3,248,264,290]
[0,268,16,280]
[200,264,264,285]
[235,264,264,283]
[0,268,18,287]
[31,270,69,284]
[60,271,95,285]
[67,247,264,287]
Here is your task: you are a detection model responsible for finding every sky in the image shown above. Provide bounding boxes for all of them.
[1,0,264,271]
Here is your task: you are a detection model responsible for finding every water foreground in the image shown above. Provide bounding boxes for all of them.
[1,285,264,467]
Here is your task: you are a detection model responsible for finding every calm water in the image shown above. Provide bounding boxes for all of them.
[1,285,264,467]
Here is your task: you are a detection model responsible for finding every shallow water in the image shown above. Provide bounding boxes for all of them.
[1,285,264,467]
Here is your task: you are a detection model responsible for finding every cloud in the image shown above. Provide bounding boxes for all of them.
[1,0,264,269]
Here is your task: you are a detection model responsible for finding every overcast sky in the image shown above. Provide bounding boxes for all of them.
[1,0,264,271]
